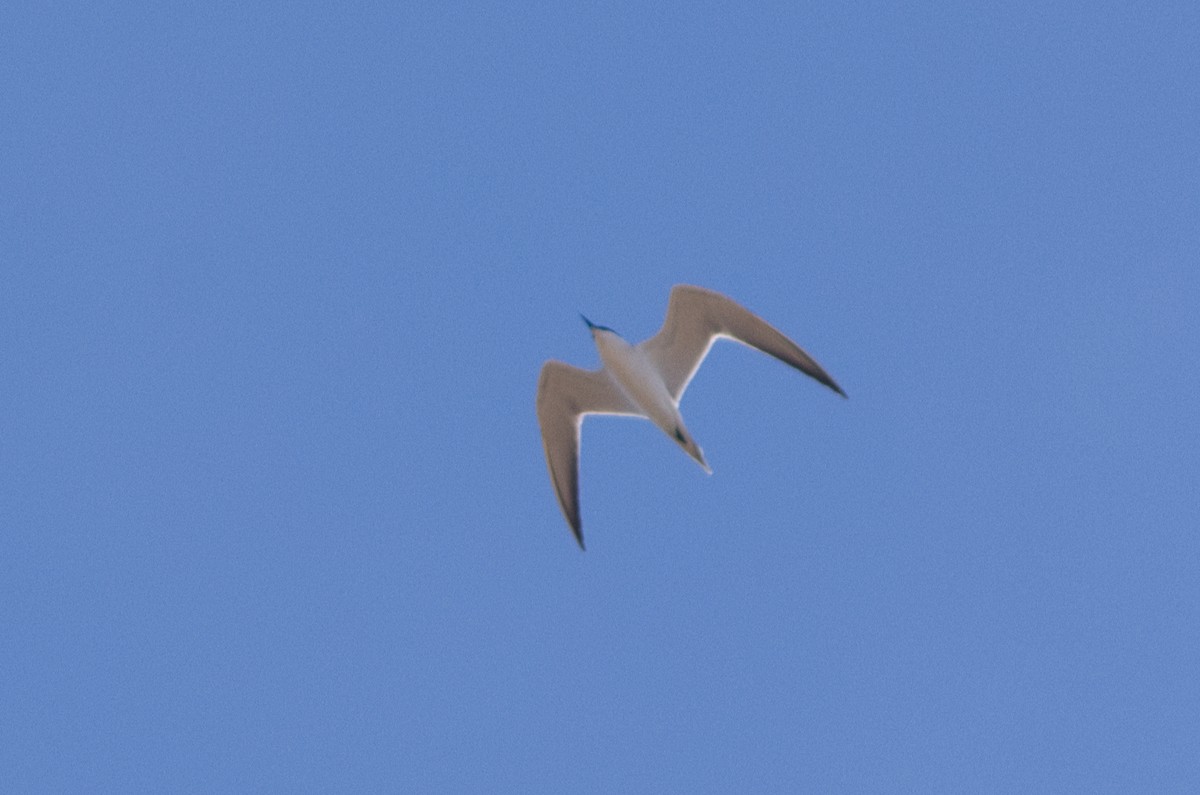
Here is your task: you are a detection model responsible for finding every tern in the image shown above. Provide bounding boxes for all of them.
[536,284,846,549]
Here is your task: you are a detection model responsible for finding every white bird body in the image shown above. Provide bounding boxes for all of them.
[591,327,709,472]
[537,284,845,549]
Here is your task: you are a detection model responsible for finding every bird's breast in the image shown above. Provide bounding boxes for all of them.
[596,335,677,424]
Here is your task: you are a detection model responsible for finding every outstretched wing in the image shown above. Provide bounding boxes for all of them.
[638,284,847,402]
[536,361,641,548]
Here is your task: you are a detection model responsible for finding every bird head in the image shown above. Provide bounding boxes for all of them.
[580,314,615,336]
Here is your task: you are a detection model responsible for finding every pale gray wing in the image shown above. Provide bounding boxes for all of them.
[638,284,847,401]
[536,360,641,549]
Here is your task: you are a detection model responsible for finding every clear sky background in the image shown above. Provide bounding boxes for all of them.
[3,2,1198,791]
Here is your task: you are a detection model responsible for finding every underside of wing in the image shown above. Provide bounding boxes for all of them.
[639,284,846,401]
[536,361,640,548]
[636,286,720,401]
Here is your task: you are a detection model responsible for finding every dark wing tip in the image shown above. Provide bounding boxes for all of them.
[572,526,586,550]
[803,363,846,398]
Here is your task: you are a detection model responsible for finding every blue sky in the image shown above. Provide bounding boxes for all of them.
[3,2,1198,791]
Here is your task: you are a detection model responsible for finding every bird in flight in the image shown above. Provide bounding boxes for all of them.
[536,284,846,549]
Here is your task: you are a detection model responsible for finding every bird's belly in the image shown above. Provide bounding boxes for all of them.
[602,345,679,431]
